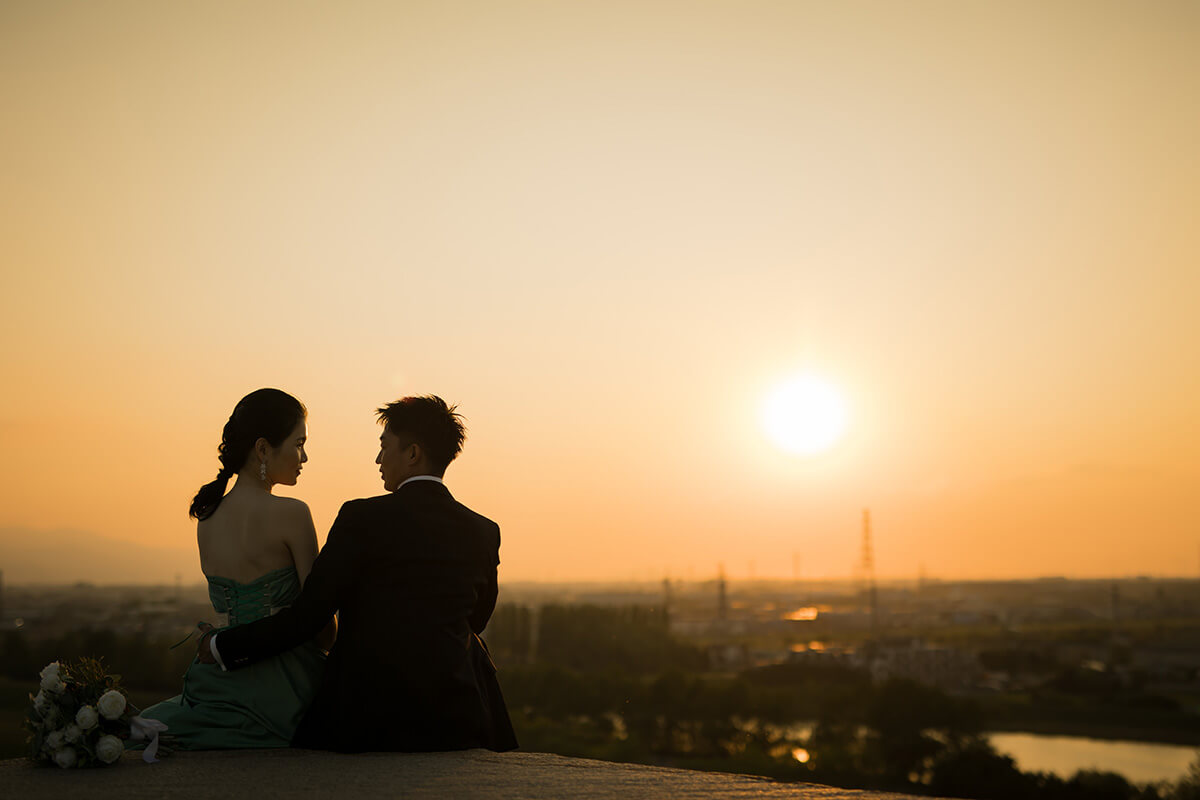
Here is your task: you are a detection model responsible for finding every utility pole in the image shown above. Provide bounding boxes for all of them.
[860,509,878,635]
[717,564,728,622]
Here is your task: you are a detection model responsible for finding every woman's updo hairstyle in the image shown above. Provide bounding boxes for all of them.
[189,388,307,520]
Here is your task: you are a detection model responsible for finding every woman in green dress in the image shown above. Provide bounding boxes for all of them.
[139,389,335,749]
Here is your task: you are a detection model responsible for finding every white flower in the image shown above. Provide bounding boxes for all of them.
[75,705,99,730]
[63,724,82,743]
[39,663,65,693]
[54,747,77,769]
[95,734,123,764]
[97,689,127,720]
[33,689,49,712]
[39,704,59,729]
[45,730,65,750]
[40,671,65,693]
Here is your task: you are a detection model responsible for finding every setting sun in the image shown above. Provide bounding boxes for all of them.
[761,375,848,456]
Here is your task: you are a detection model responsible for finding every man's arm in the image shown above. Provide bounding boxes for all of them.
[200,502,356,670]
[468,523,501,634]
[280,500,338,652]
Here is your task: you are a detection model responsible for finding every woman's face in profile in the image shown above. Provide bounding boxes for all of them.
[266,421,308,486]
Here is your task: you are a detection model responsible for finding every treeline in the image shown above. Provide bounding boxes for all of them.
[487,603,705,673]
[0,629,194,692]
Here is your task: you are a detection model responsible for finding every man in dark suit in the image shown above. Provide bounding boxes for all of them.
[199,395,517,753]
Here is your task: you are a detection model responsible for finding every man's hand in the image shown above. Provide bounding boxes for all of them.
[195,622,216,664]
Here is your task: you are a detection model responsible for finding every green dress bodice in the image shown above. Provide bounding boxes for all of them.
[137,566,326,750]
[208,565,302,625]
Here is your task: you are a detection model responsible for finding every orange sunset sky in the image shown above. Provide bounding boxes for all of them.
[1,1,1197,584]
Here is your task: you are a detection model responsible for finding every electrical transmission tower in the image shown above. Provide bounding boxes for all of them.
[860,509,878,634]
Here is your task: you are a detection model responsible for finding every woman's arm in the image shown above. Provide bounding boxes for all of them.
[284,500,337,651]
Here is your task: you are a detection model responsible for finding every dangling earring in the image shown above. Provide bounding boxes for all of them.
[259,461,267,481]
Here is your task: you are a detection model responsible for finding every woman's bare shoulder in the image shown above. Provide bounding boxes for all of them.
[267,495,312,517]
[195,507,226,539]
[262,496,315,536]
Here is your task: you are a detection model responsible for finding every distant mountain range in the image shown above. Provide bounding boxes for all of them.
[0,526,198,584]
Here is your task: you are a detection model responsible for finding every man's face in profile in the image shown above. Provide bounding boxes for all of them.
[376,426,413,491]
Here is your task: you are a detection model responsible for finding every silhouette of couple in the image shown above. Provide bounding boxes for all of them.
[138,390,517,753]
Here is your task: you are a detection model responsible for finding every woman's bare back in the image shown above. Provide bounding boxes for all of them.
[197,487,316,585]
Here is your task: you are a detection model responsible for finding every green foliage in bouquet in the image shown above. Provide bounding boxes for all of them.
[25,657,140,768]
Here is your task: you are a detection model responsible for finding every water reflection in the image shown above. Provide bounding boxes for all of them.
[766,721,1195,785]
[989,733,1199,785]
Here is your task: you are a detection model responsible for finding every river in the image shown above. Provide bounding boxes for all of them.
[773,722,1198,785]
[988,733,1199,785]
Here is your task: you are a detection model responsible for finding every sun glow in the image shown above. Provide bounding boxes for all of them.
[761,374,848,456]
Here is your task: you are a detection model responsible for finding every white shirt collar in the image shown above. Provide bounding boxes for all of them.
[396,475,444,491]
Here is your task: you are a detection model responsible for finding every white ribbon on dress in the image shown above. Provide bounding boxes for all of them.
[129,716,169,763]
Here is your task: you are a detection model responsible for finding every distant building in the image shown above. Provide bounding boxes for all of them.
[786,647,859,670]
[707,643,749,670]
[868,641,981,689]
[1133,645,1200,683]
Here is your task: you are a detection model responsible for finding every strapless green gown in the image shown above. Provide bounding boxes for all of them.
[138,566,326,749]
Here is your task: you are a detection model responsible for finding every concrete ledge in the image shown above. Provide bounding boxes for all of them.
[1,749,938,799]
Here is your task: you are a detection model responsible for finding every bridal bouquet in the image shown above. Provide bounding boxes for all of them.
[25,658,168,768]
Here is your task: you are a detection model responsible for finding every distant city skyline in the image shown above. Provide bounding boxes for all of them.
[1,522,1197,586]
[2,2,1197,583]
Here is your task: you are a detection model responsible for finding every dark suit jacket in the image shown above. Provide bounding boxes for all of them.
[215,479,518,753]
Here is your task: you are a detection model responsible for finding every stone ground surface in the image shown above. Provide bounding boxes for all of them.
[0,749,943,799]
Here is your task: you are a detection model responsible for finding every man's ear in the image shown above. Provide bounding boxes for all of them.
[406,442,422,466]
